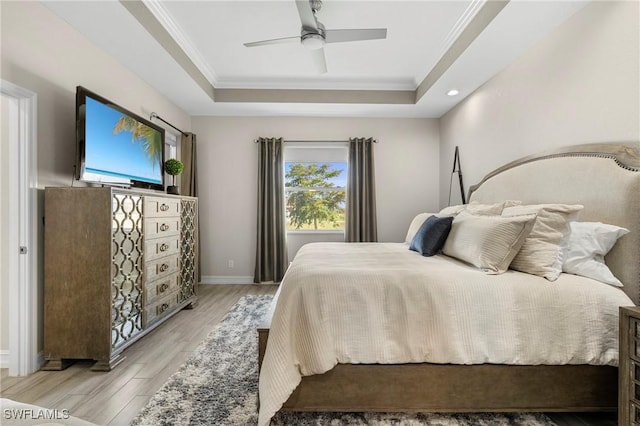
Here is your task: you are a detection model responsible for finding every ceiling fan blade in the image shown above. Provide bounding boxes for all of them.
[310,48,327,74]
[325,28,387,44]
[243,36,300,48]
[295,0,318,30]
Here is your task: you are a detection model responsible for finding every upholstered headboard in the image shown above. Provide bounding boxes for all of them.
[468,143,640,305]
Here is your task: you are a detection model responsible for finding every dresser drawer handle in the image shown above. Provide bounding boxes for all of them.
[160,203,169,212]
[159,282,169,293]
[159,223,169,232]
[158,303,169,314]
[159,243,169,252]
[159,263,169,272]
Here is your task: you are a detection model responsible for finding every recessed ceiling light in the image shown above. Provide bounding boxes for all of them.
[447,89,460,97]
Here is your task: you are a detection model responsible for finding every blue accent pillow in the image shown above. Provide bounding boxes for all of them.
[409,215,454,257]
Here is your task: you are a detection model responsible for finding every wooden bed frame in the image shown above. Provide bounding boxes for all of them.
[258,142,640,414]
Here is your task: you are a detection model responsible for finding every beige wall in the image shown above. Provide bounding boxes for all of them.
[438,0,640,207]
[0,95,11,352]
[192,117,440,280]
[0,1,191,353]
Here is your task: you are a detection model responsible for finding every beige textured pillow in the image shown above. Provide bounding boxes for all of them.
[439,201,510,217]
[503,200,523,208]
[438,205,467,217]
[442,210,536,274]
[405,213,437,243]
[502,204,583,281]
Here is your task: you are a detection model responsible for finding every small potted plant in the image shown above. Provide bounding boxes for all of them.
[164,159,184,195]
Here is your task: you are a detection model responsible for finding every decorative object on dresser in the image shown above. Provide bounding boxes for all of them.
[43,187,198,371]
[619,306,640,425]
[164,158,184,195]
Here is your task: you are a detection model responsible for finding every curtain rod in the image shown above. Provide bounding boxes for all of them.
[150,112,188,136]
[254,139,378,143]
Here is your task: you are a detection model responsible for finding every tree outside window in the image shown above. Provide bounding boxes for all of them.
[285,162,346,231]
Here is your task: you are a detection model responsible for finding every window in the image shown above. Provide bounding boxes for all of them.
[164,132,178,184]
[284,143,348,232]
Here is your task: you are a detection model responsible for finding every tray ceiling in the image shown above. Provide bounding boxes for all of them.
[44,0,589,117]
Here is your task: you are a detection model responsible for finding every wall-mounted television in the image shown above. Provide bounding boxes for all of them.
[75,86,165,191]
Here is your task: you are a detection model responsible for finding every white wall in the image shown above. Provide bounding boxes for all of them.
[0,95,11,353]
[192,117,439,281]
[1,1,191,188]
[438,0,640,207]
[0,1,192,353]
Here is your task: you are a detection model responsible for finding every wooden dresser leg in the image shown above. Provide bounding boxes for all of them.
[91,354,125,372]
[184,299,198,309]
[41,358,73,371]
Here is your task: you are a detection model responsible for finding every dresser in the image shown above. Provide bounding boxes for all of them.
[43,187,198,371]
[620,306,640,425]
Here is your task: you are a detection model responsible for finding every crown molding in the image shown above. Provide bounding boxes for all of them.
[213,76,416,91]
[142,0,219,86]
[416,0,509,102]
[441,0,486,56]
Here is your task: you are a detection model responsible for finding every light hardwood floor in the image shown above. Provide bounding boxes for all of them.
[1,284,277,425]
[1,284,616,425]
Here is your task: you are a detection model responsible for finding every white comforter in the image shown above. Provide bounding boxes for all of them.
[258,242,633,426]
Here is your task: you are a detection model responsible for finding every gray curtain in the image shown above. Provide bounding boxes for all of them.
[180,132,200,282]
[254,137,288,283]
[180,133,197,197]
[346,137,378,242]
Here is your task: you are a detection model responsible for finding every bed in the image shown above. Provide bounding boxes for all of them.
[257,142,640,426]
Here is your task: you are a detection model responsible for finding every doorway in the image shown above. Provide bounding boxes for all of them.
[1,80,39,376]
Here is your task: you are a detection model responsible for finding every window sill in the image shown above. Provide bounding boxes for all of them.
[287,230,345,235]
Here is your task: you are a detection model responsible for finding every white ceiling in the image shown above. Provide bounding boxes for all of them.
[44,0,589,118]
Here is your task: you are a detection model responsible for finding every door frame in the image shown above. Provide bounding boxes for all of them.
[1,80,39,376]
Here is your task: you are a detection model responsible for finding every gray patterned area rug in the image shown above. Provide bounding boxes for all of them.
[132,294,555,426]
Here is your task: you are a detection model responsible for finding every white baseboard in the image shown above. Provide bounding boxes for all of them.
[0,350,44,372]
[0,350,9,368]
[200,276,255,285]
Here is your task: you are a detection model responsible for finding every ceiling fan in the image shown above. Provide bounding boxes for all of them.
[243,0,387,74]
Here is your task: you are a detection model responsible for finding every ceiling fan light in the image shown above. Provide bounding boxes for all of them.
[301,33,325,50]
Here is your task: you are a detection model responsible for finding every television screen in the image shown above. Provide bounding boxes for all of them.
[76,86,164,190]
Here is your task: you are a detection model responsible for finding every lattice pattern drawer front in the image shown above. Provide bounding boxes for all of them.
[145,236,180,261]
[145,217,180,239]
[144,291,180,326]
[145,272,180,305]
[146,255,179,282]
[180,198,198,302]
[111,193,144,349]
[144,197,180,217]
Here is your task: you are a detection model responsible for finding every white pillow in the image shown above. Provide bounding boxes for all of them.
[442,210,536,274]
[562,221,629,287]
[502,204,583,281]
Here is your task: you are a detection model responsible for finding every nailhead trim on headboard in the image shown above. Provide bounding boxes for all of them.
[468,144,640,199]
